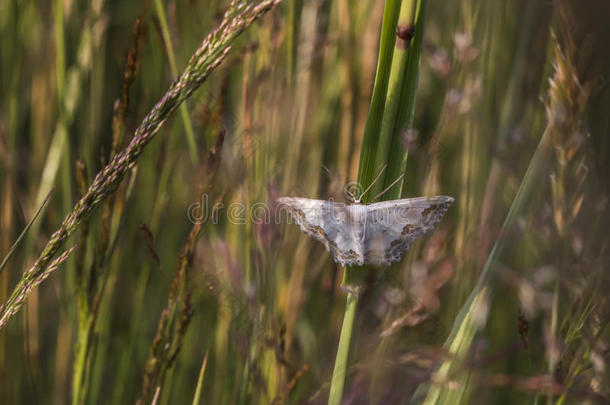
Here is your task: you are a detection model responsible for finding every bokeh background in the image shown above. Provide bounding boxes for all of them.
[1,0,609,403]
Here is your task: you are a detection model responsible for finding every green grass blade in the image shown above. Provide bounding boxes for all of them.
[356,0,401,197]
[0,189,54,275]
[154,0,199,164]
[419,128,553,405]
[329,1,426,404]
[388,0,427,199]
[328,292,358,405]
[192,351,209,405]
[370,0,425,200]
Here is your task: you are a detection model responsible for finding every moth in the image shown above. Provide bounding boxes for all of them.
[278,170,453,266]
[278,195,453,266]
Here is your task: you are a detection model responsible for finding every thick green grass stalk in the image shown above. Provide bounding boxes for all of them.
[0,0,282,331]
[373,0,424,199]
[355,0,401,198]
[328,0,401,399]
[368,1,427,397]
[390,1,427,198]
[329,1,425,404]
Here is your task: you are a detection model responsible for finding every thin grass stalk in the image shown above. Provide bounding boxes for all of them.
[54,0,65,101]
[136,222,200,405]
[53,0,73,216]
[86,169,137,403]
[153,0,199,164]
[328,292,357,405]
[0,0,20,385]
[0,0,282,330]
[30,2,99,376]
[0,191,53,275]
[543,4,607,398]
[419,126,553,405]
[71,20,143,404]
[191,352,209,405]
[336,0,357,179]
[548,280,560,405]
[286,0,303,85]
[281,0,319,194]
[71,159,92,405]
[109,218,170,403]
[450,0,484,315]
[156,130,225,404]
[23,0,105,289]
[421,3,607,401]
[236,50,259,403]
[110,257,156,403]
[279,0,334,385]
[86,180,135,402]
[477,1,551,269]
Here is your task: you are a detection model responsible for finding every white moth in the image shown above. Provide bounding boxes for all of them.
[278,195,454,267]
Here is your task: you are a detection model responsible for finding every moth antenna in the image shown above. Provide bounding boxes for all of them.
[321,164,334,180]
[370,173,405,203]
[358,164,387,202]
[345,189,356,203]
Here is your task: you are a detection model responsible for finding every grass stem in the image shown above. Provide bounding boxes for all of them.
[153,0,199,164]
[328,292,358,405]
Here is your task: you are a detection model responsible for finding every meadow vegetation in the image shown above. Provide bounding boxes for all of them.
[0,0,609,403]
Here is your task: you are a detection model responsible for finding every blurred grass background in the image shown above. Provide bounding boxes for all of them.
[1,0,609,404]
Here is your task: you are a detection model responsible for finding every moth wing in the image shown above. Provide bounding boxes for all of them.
[363,196,454,265]
[277,197,357,265]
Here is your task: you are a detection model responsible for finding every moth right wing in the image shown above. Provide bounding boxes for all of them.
[362,196,454,265]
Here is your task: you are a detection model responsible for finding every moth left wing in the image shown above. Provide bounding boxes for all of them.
[363,196,454,265]
[277,197,358,265]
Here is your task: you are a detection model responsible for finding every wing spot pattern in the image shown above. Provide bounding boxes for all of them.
[421,204,438,217]
[401,224,417,235]
[313,225,326,237]
[292,208,305,221]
